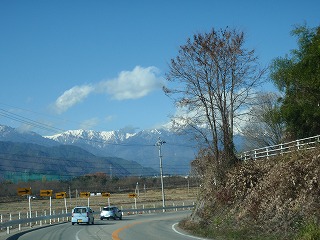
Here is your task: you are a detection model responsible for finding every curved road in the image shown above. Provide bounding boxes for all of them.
[6,211,208,240]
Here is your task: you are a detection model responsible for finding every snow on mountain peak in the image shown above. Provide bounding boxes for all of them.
[44,128,138,144]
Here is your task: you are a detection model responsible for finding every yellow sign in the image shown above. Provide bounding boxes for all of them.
[128,193,137,198]
[56,192,67,199]
[40,190,53,197]
[17,187,32,196]
[102,192,111,197]
[80,192,90,198]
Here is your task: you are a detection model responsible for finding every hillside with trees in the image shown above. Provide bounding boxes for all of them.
[0,141,157,182]
[165,24,320,239]
[185,147,320,239]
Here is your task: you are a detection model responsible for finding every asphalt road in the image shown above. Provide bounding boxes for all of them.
[3,211,209,240]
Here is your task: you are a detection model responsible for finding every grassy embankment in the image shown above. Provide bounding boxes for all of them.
[180,148,320,240]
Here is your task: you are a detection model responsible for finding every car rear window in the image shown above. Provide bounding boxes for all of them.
[74,208,87,213]
[103,207,114,211]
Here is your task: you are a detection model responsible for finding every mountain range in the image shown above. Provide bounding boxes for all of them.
[0,124,245,181]
[0,124,200,181]
[44,128,199,175]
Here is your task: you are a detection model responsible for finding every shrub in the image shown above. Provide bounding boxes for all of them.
[296,220,320,240]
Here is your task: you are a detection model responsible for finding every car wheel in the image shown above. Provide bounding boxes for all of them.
[106,217,109,220]
[119,215,122,220]
[100,217,103,220]
[72,222,75,225]
[113,216,116,220]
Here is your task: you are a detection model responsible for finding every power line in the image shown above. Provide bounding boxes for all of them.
[0,108,157,147]
[0,108,64,133]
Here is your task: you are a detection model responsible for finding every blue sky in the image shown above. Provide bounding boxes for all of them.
[0,0,319,135]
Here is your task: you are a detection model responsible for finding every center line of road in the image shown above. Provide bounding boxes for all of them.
[112,222,142,240]
[172,223,209,240]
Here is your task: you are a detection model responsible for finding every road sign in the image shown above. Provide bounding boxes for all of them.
[80,192,90,198]
[56,192,67,199]
[128,193,137,198]
[102,192,111,197]
[40,189,53,197]
[17,187,32,196]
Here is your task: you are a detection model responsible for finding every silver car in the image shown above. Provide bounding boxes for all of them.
[100,206,122,220]
[71,206,94,225]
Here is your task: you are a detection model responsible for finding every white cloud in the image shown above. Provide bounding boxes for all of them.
[104,115,115,123]
[54,85,94,114]
[53,66,163,114]
[79,117,99,130]
[98,66,163,100]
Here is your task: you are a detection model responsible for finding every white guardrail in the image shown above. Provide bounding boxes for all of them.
[0,204,194,235]
[240,134,320,160]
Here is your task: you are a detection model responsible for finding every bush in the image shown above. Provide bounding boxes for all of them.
[296,220,320,240]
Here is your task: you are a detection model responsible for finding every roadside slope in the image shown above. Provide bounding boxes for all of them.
[185,147,320,239]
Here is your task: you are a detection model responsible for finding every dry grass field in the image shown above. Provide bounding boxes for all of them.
[0,187,198,222]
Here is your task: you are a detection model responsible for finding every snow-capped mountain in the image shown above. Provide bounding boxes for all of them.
[44,128,198,175]
[0,124,198,175]
[46,129,136,145]
[0,124,245,176]
[0,124,159,181]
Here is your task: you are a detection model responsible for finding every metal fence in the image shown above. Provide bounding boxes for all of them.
[240,134,320,161]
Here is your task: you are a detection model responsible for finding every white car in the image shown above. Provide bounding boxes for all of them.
[100,206,122,220]
[71,206,94,225]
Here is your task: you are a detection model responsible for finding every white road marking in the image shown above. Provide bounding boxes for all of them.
[172,222,210,239]
[75,228,84,240]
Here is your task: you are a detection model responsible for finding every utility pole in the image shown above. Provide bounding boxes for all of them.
[156,137,166,211]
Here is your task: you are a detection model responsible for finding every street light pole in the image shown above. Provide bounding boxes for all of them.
[156,137,166,211]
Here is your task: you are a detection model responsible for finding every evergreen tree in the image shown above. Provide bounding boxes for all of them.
[270,24,320,139]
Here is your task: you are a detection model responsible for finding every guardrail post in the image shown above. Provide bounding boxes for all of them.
[297,140,300,150]
[19,212,21,231]
[59,210,62,222]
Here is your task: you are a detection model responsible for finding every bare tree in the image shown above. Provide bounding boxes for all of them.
[241,92,286,150]
[164,27,266,184]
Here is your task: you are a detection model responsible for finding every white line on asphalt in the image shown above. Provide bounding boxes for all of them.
[172,222,210,240]
[75,228,84,240]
